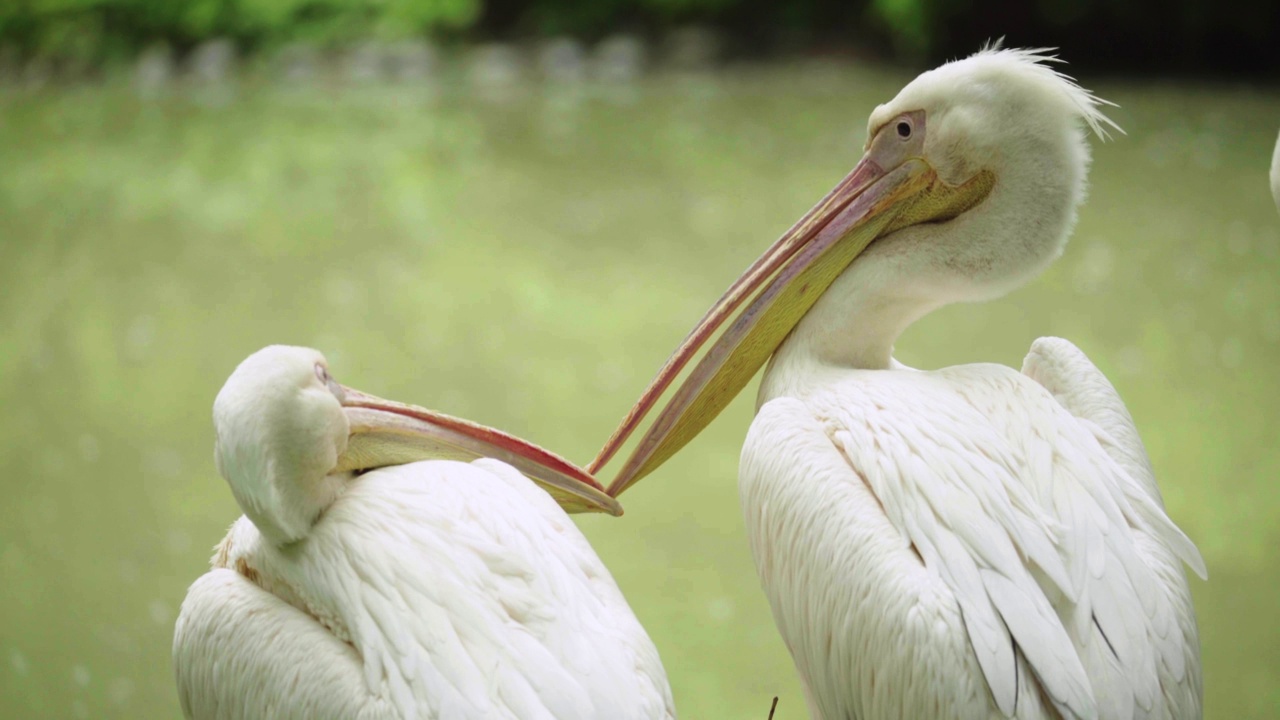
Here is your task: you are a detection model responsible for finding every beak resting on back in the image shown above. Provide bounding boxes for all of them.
[336,387,623,516]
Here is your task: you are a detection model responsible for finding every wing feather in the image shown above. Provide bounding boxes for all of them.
[179,460,675,720]
[743,398,1026,720]
[1023,336,1204,718]
[741,338,1202,720]
[822,378,1099,719]
[173,568,396,720]
[774,344,1204,720]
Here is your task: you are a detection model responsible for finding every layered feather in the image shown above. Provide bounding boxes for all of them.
[741,341,1203,719]
[175,459,674,720]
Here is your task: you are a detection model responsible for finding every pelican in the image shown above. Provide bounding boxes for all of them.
[592,48,1206,718]
[173,345,674,719]
[1271,128,1279,213]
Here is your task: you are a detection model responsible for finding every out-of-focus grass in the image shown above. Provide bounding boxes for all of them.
[0,66,1277,718]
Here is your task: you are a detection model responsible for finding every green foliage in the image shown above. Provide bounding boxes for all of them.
[235,0,477,43]
[32,12,102,59]
[513,0,737,38]
[0,0,480,60]
[869,0,930,56]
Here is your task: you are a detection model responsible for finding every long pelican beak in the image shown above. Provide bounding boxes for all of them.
[334,387,622,516]
[594,111,995,496]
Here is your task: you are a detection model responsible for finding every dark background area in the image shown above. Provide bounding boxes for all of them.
[1,0,1277,78]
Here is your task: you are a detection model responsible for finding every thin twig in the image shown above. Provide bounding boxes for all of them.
[767,696,779,720]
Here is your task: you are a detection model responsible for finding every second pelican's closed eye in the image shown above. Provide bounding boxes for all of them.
[314,362,345,403]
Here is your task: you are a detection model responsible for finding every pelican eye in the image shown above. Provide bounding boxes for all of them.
[896,121,911,139]
[315,362,346,403]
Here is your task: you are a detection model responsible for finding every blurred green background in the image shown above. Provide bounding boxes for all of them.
[2,2,1279,718]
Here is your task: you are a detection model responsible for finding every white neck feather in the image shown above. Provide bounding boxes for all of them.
[760,124,1088,405]
[221,450,350,547]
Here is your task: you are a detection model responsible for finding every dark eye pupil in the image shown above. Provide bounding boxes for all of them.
[896,121,911,138]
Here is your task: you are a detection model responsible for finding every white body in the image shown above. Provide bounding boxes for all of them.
[732,50,1205,720]
[742,339,1203,719]
[175,458,675,720]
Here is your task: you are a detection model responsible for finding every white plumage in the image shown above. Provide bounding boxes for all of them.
[743,339,1204,719]
[1270,128,1279,214]
[174,346,674,719]
[732,49,1207,720]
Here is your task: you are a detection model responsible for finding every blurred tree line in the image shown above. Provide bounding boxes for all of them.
[0,0,1274,74]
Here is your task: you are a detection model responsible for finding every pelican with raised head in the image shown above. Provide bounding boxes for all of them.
[174,345,674,719]
[593,48,1206,719]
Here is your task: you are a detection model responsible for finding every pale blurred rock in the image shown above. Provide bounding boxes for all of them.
[107,676,135,706]
[469,43,525,88]
[537,37,586,82]
[187,38,237,84]
[342,40,437,84]
[663,26,723,70]
[8,649,28,677]
[592,34,646,82]
[343,41,388,84]
[386,40,437,82]
[133,43,175,98]
[273,42,323,84]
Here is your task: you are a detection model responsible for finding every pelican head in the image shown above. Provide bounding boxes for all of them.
[855,47,1115,303]
[213,346,351,545]
[214,345,619,546]
[594,47,1116,494]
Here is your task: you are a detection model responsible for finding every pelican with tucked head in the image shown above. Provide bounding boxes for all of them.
[173,345,674,719]
[593,48,1206,719]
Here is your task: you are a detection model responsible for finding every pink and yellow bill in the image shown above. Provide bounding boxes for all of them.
[332,113,992,517]
[592,112,994,497]
[336,387,622,516]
